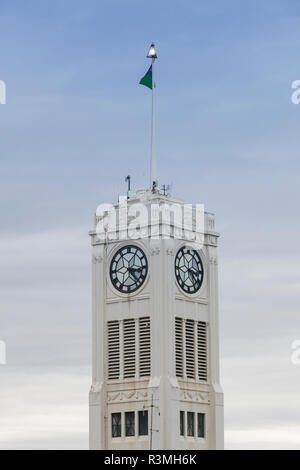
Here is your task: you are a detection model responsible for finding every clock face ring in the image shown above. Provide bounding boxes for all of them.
[110,245,148,294]
[175,247,204,294]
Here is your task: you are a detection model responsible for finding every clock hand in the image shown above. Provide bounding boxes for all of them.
[188,269,198,282]
[128,267,142,280]
[128,267,142,273]
[189,266,199,274]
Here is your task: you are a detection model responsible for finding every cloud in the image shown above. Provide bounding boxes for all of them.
[0,368,89,450]
[0,228,91,367]
[226,427,300,450]
[0,228,91,449]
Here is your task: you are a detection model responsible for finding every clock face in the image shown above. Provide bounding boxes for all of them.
[110,245,148,293]
[175,247,204,294]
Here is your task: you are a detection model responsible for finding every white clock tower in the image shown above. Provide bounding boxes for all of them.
[89,188,224,450]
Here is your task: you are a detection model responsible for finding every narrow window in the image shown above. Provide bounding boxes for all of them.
[180,411,185,436]
[138,410,148,436]
[111,413,121,438]
[125,411,135,437]
[187,412,195,437]
[198,413,205,438]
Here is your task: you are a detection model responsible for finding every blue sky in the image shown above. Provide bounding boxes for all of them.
[1,0,300,449]
[1,0,300,233]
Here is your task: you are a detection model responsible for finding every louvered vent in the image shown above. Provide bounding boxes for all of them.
[175,317,184,378]
[197,321,207,381]
[107,321,120,380]
[185,319,195,379]
[175,317,208,381]
[123,319,136,378]
[139,317,151,377]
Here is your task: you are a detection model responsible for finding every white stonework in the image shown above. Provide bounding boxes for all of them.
[89,190,224,450]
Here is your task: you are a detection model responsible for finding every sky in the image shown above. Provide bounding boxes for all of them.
[1,0,300,449]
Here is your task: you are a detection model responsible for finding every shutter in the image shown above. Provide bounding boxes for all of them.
[139,317,151,377]
[123,319,136,378]
[175,317,184,378]
[197,321,207,381]
[107,321,120,380]
[185,319,195,379]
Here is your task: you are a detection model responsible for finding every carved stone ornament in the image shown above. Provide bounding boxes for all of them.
[92,255,103,264]
[107,389,148,403]
[180,389,210,404]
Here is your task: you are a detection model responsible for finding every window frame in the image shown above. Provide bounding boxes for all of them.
[187,411,195,437]
[197,413,205,438]
[180,410,185,437]
[125,411,135,437]
[138,410,148,436]
[111,412,122,438]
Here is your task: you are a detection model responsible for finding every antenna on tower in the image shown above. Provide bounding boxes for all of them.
[160,183,173,196]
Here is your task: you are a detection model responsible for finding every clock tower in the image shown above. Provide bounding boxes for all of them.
[89,188,224,450]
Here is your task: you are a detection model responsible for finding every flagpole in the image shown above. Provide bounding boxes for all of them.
[151,56,156,189]
[146,43,157,190]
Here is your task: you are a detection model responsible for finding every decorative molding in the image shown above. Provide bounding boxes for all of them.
[209,256,218,266]
[166,248,175,256]
[92,255,103,264]
[180,389,210,404]
[209,235,217,245]
[107,389,148,404]
[106,294,150,304]
[90,382,102,393]
[207,218,215,231]
[89,384,103,405]
[174,294,208,305]
[204,233,219,247]
[150,247,160,256]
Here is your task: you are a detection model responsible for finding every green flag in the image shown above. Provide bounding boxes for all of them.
[139,65,153,90]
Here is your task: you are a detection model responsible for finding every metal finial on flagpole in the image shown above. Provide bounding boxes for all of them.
[147,43,157,191]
